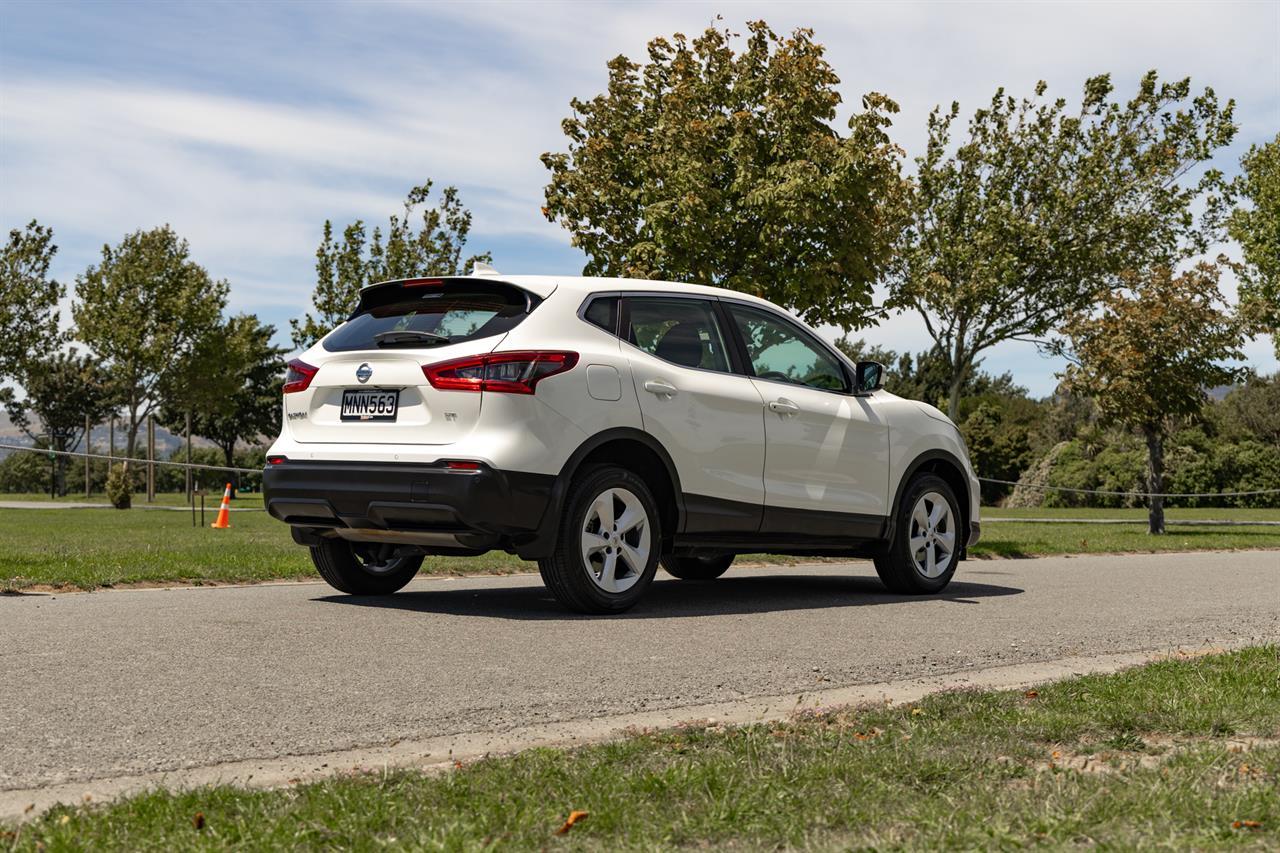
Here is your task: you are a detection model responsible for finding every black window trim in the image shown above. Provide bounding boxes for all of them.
[576,290,854,393]
[582,291,745,377]
[577,291,623,337]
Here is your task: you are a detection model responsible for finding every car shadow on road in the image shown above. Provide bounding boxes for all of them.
[314,573,1023,621]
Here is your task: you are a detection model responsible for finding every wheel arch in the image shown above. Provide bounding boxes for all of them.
[886,449,972,558]
[516,428,684,559]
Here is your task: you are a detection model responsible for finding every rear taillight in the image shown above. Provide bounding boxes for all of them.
[423,351,578,394]
[283,359,318,394]
[267,455,287,465]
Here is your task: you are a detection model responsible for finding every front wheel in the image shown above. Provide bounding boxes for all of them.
[874,473,961,595]
[310,539,423,595]
[661,554,733,580]
[538,464,661,613]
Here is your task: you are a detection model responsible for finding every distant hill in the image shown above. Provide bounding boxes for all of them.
[0,414,218,460]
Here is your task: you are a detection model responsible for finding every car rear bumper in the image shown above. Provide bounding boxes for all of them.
[262,460,554,550]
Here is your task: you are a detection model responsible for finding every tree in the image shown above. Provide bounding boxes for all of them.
[161,314,284,492]
[888,72,1237,419]
[1227,133,1279,357]
[72,226,229,465]
[0,220,63,381]
[541,20,907,331]
[291,182,490,349]
[3,350,115,496]
[1060,263,1247,533]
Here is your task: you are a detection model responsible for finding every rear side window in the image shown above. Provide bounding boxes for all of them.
[624,297,731,373]
[323,281,534,352]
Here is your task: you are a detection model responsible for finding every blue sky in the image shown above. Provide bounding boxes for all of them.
[2,0,1277,396]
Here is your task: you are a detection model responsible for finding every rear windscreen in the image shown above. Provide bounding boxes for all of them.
[323,281,536,352]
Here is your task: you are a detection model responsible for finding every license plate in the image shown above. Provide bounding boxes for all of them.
[341,389,399,421]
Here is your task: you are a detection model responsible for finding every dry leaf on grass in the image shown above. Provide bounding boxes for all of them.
[1232,820,1262,830]
[555,810,589,835]
[1024,690,1039,699]
[192,812,206,831]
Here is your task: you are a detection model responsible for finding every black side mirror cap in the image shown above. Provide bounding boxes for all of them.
[854,361,885,395]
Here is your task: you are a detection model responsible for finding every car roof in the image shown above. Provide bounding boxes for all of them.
[361,273,781,311]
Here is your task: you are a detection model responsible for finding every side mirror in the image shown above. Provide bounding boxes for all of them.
[854,361,884,395]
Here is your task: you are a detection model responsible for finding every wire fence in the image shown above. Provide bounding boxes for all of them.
[0,442,260,475]
[4,442,1279,500]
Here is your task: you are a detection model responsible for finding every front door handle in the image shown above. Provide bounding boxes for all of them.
[768,398,800,415]
[643,379,678,398]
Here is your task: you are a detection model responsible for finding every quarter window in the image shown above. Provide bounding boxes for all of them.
[727,305,848,392]
[582,296,618,334]
[624,297,731,373]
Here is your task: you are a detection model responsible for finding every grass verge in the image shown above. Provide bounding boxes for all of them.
[5,646,1277,849]
[1,506,1277,591]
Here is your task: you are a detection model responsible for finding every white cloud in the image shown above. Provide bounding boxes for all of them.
[1,0,1276,389]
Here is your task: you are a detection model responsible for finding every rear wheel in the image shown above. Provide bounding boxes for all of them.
[874,473,961,595]
[661,554,733,580]
[310,539,423,595]
[538,465,661,613]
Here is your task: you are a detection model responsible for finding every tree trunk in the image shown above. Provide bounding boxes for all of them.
[946,374,963,420]
[185,409,193,501]
[1144,426,1166,535]
[222,443,238,498]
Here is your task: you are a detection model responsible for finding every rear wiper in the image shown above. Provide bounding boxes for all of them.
[374,329,450,347]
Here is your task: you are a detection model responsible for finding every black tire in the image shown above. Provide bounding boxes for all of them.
[537,464,662,614]
[661,554,733,580]
[310,539,423,595]
[874,473,962,595]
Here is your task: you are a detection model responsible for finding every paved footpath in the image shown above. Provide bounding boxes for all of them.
[1,551,1277,814]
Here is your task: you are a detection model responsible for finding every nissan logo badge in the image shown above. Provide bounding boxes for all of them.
[356,363,373,383]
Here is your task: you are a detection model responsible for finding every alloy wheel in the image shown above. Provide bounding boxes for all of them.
[580,487,651,593]
[908,491,956,579]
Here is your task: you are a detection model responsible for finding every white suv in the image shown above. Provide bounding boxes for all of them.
[264,268,980,613]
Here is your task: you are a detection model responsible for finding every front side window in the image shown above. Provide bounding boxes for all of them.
[727,304,848,392]
[624,297,731,373]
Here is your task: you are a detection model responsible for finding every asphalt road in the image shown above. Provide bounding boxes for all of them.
[2,551,1278,800]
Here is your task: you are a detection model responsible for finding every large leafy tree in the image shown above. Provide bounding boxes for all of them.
[541,20,907,330]
[2,349,115,496]
[1227,133,1279,357]
[1060,263,1246,534]
[161,314,285,492]
[291,182,490,349]
[72,226,229,464]
[0,221,63,380]
[888,72,1237,419]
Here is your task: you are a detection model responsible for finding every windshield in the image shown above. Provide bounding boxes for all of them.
[323,283,533,352]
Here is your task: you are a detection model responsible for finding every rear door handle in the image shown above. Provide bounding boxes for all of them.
[768,398,799,415]
[643,379,678,398]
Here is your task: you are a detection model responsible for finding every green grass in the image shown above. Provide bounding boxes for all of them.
[0,509,528,591]
[0,491,228,507]
[985,506,1280,521]
[6,647,1277,850]
[1,505,1277,591]
[970,520,1280,558]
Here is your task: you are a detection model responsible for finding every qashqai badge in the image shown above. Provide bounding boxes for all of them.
[356,363,373,384]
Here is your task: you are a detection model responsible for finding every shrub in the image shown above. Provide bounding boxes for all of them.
[105,463,132,509]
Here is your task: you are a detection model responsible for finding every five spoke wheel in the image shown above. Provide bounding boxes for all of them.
[907,491,957,579]
[580,487,651,593]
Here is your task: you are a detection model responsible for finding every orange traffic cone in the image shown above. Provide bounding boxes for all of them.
[211,482,232,529]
